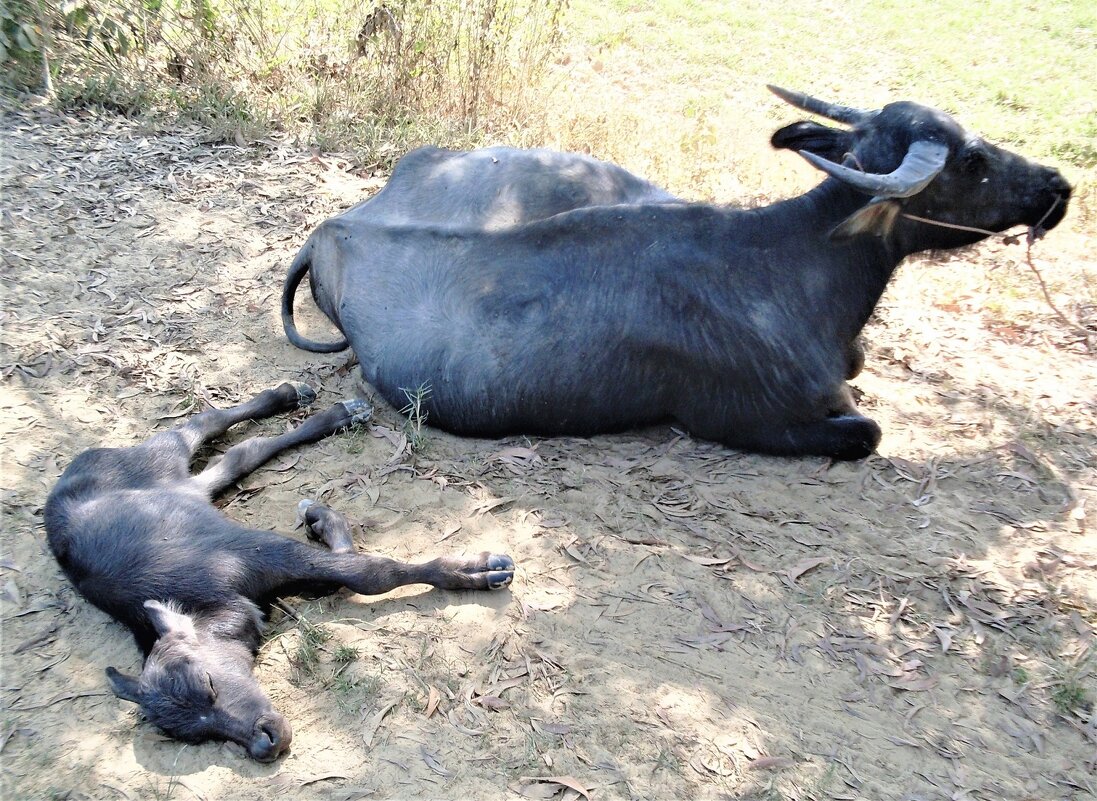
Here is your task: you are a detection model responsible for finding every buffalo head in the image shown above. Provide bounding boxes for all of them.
[769,85,1071,250]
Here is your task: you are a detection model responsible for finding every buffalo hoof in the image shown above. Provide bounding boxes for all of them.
[467,552,515,590]
[339,399,373,426]
[289,382,317,408]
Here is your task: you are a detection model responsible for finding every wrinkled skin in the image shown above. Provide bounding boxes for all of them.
[283,88,1071,460]
[45,383,515,761]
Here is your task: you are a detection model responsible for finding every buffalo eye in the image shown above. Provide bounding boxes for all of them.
[205,673,218,705]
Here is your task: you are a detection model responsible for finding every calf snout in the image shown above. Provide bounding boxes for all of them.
[249,713,292,762]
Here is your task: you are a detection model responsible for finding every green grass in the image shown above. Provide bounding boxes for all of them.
[293,618,332,680]
[399,383,432,454]
[548,0,1096,221]
[9,1,1095,226]
[332,643,361,664]
[1051,680,1091,713]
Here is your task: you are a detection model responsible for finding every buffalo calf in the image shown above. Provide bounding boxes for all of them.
[44,382,515,761]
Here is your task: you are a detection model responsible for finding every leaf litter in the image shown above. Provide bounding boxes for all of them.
[1,103,1095,801]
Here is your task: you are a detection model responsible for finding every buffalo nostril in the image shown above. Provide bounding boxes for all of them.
[250,717,292,761]
[1047,173,1072,198]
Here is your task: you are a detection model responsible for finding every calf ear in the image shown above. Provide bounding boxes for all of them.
[771,121,852,164]
[831,200,901,240]
[144,599,197,639]
[106,666,143,704]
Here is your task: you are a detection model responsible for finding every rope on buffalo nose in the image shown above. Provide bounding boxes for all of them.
[902,197,1092,345]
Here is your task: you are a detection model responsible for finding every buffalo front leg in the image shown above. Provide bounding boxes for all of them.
[771,414,882,460]
[190,399,372,497]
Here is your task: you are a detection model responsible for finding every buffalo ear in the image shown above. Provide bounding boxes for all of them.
[831,200,901,240]
[771,121,852,163]
[143,599,196,639]
[106,666,143,704]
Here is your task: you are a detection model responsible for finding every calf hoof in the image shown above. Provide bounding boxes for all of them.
[298,499,355,554]
[339,399,373,426]
[288,382,317,408]
[476,552,515,590]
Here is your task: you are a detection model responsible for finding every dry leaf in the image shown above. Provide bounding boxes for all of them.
[436,522,462,542]
[474,694,510,711]
[514,783,559,800]
[563,541,591,565]
[682,554,732,566]
[784,557,829,583]
[748,756,794,771]
[518,776,590,800]
[531,720,572,736]
[420,745,454,777]
[361,698,399,747]
[424,686,441,719]
[299,773,351,786]
[887,676,938,692]
[933,627,953,653]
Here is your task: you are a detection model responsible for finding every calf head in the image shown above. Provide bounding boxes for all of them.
[769,86,1071,251]
[105,600,291,762]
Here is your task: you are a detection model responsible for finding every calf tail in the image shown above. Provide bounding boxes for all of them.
[281,243,351,353]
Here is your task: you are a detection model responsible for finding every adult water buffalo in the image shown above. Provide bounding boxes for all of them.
[282,86,1071,460]
[44,383,515,761]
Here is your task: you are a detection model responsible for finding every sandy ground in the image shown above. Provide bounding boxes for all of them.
[1,103,1095,801]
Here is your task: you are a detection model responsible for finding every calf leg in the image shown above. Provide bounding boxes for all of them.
[170,382,317,455]
[332,551,516,593]
[297,499,354,554]
[256,542,516,598]
[297,501,513,590]
[191,400,372,498]
[244,502,514,600]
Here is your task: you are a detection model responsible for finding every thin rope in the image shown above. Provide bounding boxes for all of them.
[901,197,1091,342]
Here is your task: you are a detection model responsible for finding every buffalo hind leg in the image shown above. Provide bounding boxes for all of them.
[191,400,372,497]
[289,501,514,592]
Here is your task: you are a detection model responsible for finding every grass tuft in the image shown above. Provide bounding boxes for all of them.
[399,383,432,454]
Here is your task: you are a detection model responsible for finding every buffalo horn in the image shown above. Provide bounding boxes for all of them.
[798,140,949,198]
[767,85,876,126]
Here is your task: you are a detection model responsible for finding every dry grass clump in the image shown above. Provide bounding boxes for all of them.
[3,0,566,163]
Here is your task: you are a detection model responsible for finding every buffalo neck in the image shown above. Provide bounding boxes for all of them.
[191,600,265,658]
[732,179,905,340]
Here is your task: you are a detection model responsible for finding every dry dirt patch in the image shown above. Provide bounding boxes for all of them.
[1,106,1095,801]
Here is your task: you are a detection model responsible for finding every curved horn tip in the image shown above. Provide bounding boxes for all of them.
[766,84,799,102]
[768,84,876,126]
